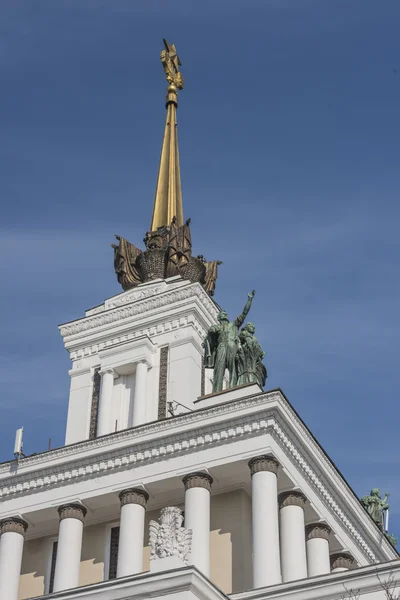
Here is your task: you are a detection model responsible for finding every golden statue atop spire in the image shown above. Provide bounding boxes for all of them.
[112,39,221,297]
[160,39,184,90]
[150,39,184,232]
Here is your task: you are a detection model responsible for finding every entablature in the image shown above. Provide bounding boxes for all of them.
[59,279,219,356]
[0,389,396,565]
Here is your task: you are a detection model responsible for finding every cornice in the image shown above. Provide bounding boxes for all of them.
[0,390,278,475]
[60,283,218,341]
[37,565,228,600]
[0,389,394,564]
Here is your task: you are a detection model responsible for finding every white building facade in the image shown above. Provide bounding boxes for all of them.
[0,39,398,600]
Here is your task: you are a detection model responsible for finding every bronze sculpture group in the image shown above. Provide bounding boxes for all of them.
[204,291,267,393]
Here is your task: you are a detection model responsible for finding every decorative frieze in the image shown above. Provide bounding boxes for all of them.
[248,455,279,476]
[306,523,331,541]
[58,503,87,523]
[279,491,307,509]
[119,488,149,508]
[330,552,354,570]
[0,517,28,536]
[158,346,169,420]
[182,472,213,491]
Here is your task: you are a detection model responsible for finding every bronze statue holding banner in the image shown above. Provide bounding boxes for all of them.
[361,489,389,529]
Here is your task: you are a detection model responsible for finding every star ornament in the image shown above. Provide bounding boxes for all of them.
[163,38,182,72]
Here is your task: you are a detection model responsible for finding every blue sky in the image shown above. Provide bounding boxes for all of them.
[0,1,399,540]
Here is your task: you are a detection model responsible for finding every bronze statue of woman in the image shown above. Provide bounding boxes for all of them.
[236,323,267,388]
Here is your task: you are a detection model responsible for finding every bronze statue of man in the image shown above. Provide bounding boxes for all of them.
[204,291,255,393]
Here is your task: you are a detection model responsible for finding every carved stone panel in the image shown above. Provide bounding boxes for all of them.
[201,355,205,397]
[109,526,120,580]
[89,367,101,439]
[49,541,58,593]
[158,346,169,420]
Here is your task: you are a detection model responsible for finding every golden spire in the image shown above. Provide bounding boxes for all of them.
[150,39,185,232]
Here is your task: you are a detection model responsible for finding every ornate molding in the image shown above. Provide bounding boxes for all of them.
[279,490,307,509]
[119,488,149,508]
[0,390,385,563]
[330,553,354,570]
[58,503,87,522]
[248,455,279,476]
[182,472,213,491]
[60,284,218,340]
[306,523,331,541]
[107,286,163,309]
[0,517,28,536]
[86,305,105,316]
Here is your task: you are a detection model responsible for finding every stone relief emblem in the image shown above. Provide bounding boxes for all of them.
[149,506,192,564]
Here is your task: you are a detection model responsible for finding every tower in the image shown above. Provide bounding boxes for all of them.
[0,39,398,600]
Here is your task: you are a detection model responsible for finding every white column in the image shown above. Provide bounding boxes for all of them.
[116,488,148,577]
[97,369,115,436]
[279,491,307,582]
[306,524,331,576]
[0,518,28,600]
[183,472,213,577]
[249,456,281,588]
[132,361,148,427]
[53,504,86,592]
[330,553,354,573]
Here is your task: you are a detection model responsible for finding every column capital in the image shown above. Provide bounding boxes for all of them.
[99,368,119,379]
[248,455,279,476]
[0,517,28,537]
[279,490,307,509]
[306,523,331,541]
[58,503,87,523]
[330,552,354,570]
[119,488,149,508]
[136,359,149,369]
[183,471,213,491]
